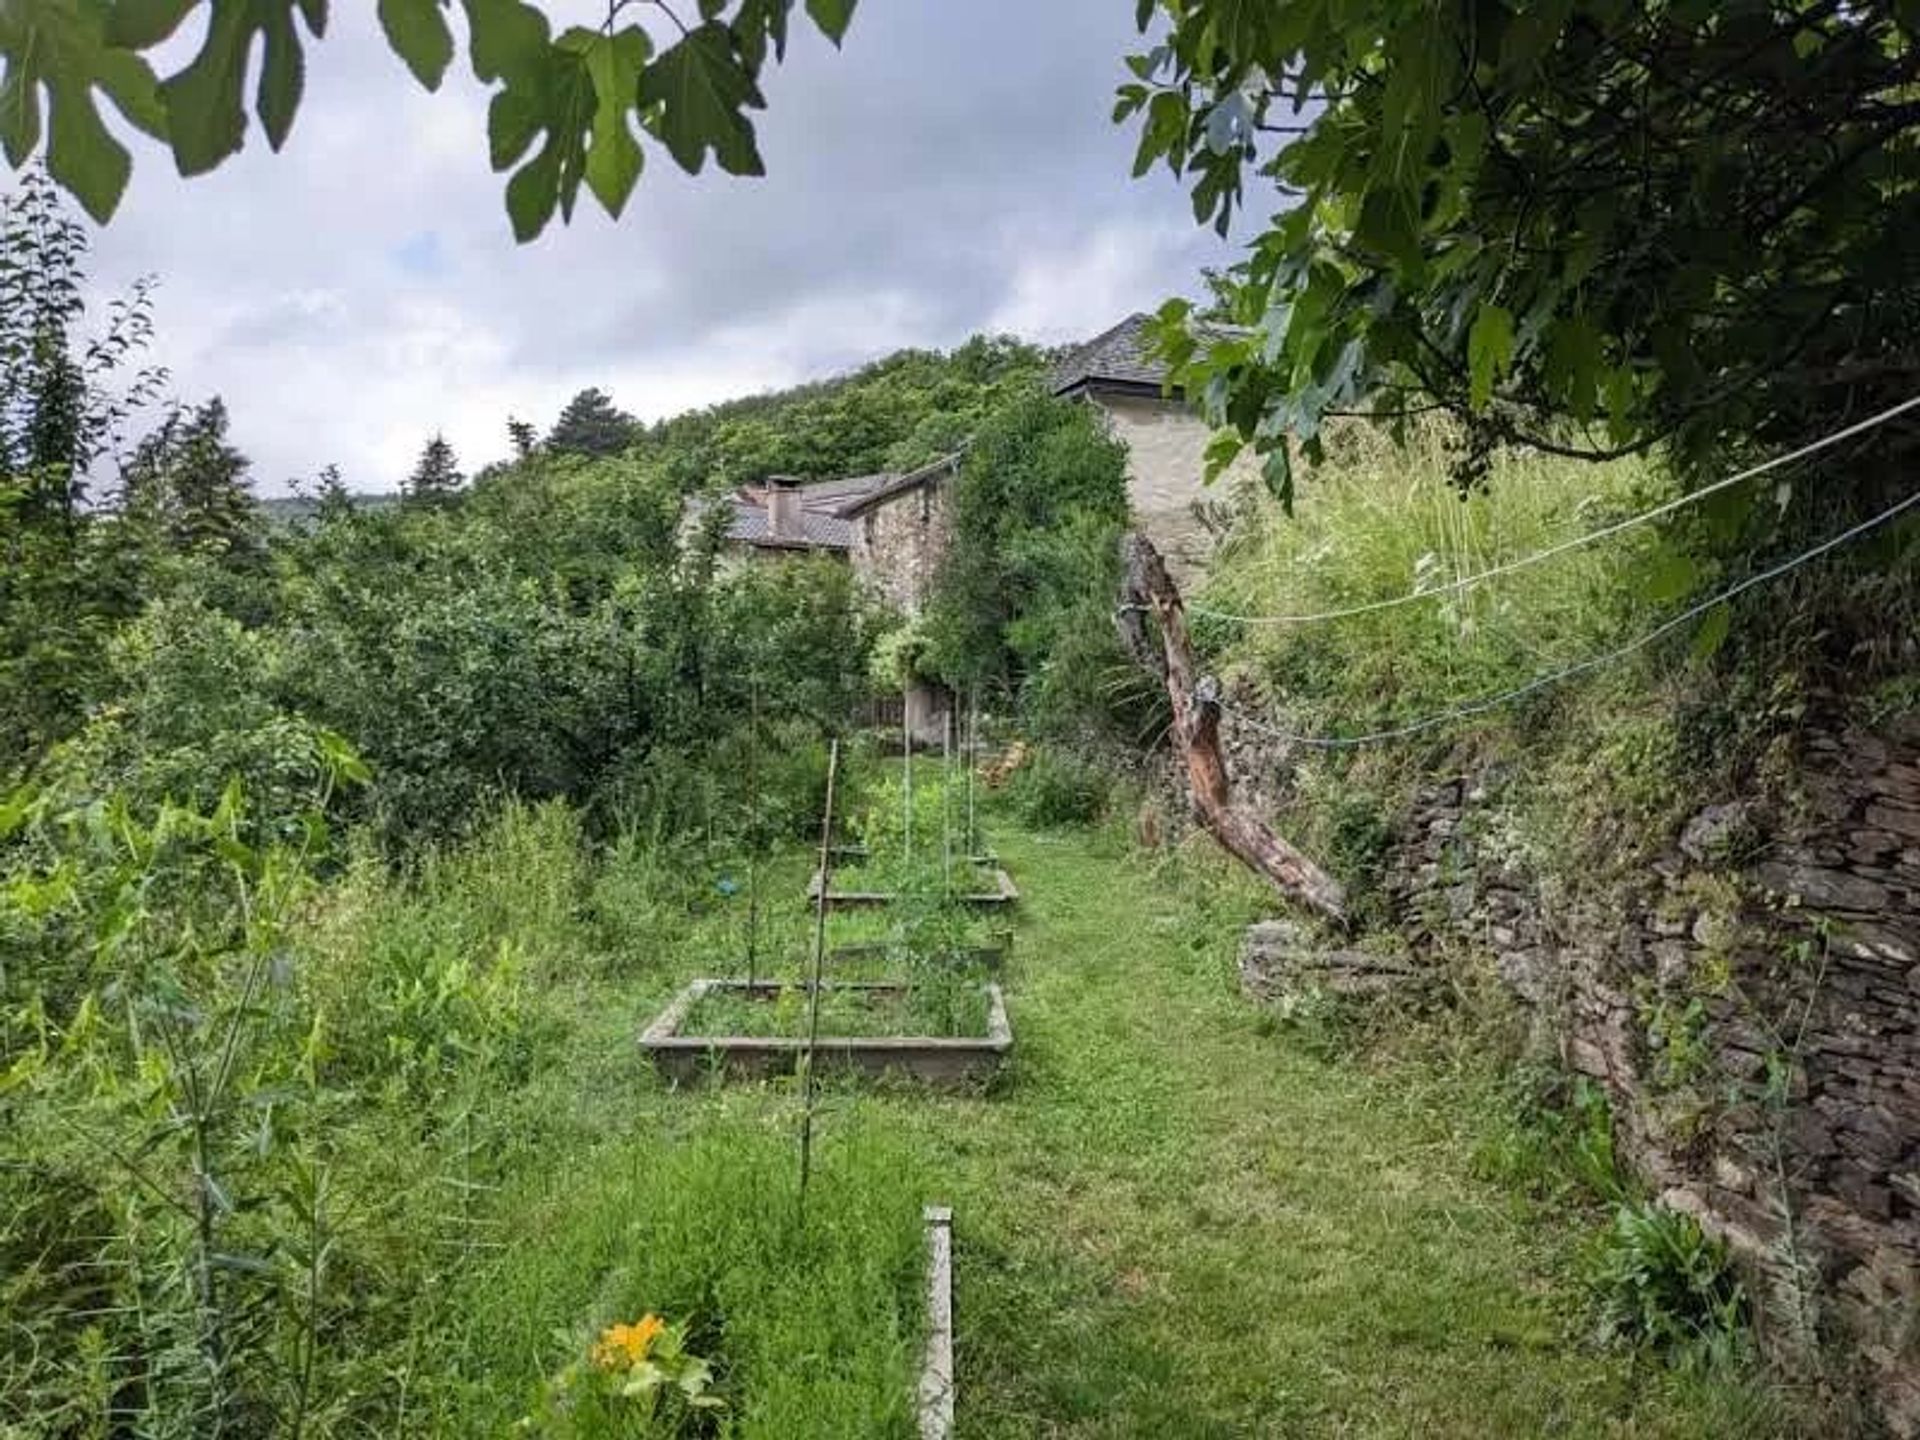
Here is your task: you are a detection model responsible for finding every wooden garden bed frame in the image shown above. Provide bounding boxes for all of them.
[639,979,1011,1088]
[804,865,1019,910]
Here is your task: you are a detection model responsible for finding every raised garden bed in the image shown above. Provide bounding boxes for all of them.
[828,938,1009,973]
[640,979,1011,1088]
[805,864,1019,910]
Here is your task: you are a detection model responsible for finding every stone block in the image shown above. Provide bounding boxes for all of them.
[1869,804,1920,842]
[1753,861,1890,912]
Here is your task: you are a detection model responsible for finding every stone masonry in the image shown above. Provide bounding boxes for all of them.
[1180,697,1920,1430]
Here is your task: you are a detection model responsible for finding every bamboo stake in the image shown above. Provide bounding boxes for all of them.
[746,676,760,986]
[965,689,979,857]
[902,681,913,865]
[798,739,840,1209]
[941,709,953,902]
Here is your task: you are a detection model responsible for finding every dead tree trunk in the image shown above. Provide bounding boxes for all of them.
[1117,531,1350,931]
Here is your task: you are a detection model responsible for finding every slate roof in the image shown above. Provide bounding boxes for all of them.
[711,473,884,552]
[701,452,963,555]
[834,452,962,518]
[723,505,857,550]
[1048,312,1175,399]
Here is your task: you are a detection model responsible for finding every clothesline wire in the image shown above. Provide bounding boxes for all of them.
[1211,485,1920,750]
[1188,392,1920,627]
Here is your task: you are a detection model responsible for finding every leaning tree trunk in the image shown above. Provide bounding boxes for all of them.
[1116,531,1349,931]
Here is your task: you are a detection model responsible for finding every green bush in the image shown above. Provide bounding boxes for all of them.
[1004,748,1111,827]
[1588,1202,1750,1368]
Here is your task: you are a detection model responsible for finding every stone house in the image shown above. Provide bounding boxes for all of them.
[1049,311,1259,578]
[698,457,962,744]
[701,454,960,613]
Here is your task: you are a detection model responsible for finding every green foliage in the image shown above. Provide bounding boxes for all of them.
[548,385,635,459]
[403,430,465,505]
[38,591,348,835]
[255,450,879,840]
[0,759,358,1432]
[0,172,182,771]
[639,335,1042,492]
[3,0,863,237]
[1126,3,1920,505]
[1002,746,1111,828]
[118,396,265,567]
[1588,1204,1750,1369]
[1191,419,1739,881]
[922,387,1145,744]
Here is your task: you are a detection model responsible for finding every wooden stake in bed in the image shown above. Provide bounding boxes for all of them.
[799,738,840,1208]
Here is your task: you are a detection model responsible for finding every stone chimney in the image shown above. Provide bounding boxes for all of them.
[765,475,803,541]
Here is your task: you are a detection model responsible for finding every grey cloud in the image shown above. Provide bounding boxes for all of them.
[64,0,1232,492]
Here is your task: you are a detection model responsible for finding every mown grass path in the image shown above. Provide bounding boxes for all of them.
[462,809,1775,1436]
[866,823,1762,1438]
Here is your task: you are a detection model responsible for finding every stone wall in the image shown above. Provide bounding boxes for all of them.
[1091,393,1261,581]
[1182,698,1920,1430]
[849,477,952,617]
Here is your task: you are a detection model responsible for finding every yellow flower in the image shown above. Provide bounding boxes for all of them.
[590,1314,666,1372]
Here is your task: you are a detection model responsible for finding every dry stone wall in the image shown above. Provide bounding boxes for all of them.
[1189,698,1920,1430]
[849,480,953,617]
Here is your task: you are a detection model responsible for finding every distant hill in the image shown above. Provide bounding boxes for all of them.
[624,333,1046,490]
[257,492,400,527]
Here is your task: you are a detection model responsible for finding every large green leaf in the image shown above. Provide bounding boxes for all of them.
[805,0,857,46]
[104,0,199,48]
[460,0,548,83]
[637,23,765,177]
[1467,302,1514,413]
[0,0,166,221]
[486,36,593,242]
[157,0,329,175]
[379,0,455,90]
[573,25,649,216]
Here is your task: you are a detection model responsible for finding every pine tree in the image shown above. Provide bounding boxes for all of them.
[506,416,537,459]
[405,433,464,506]
[547,388,634,458]
[118,397,259,559]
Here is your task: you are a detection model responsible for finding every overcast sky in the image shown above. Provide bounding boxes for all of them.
[58,2,1236,494]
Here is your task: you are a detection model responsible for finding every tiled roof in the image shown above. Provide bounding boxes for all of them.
[714,473,882,552]
[1048,312,1172,397]
[834,452,961,518]
[724,504,855,550]
[772,472,890,509]
[704,456,960,553]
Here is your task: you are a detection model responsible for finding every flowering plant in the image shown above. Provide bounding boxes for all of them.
[524,1312,723,1435]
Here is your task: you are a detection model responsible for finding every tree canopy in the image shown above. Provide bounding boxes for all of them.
[1122,3,1920,502]
[405,431,465,503]
[548,386,636,459]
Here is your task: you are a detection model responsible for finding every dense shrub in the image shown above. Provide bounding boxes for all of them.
[1004,747,1112,827]
[922,389,1152,745]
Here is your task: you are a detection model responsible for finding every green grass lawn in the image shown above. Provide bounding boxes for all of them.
[414,805,1799,1437]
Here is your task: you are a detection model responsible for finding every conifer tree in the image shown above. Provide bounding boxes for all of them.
[118,397,259,559]
[547,388,634,458]
[405,433,464,506]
